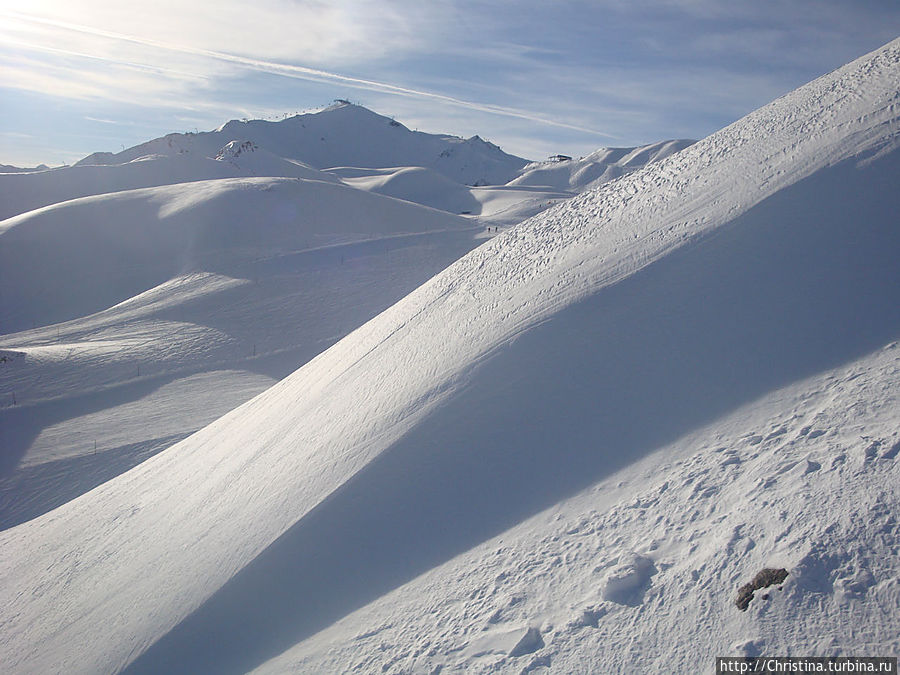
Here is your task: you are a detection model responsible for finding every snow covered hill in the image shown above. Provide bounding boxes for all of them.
[0,100,693,521]
[0,175,479,526]
[333,165,573,224]
[0,104,686,527]
[0,176,469,333]
[2,37,899,675]
[0,102,528,221]
[0,103,689,223]
[0,142,339,222]
[509,139,694,192]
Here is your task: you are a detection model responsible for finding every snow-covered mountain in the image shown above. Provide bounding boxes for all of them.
[2,37,899,675]
[0,102,528,221]
[79,101,529,184]
[0,163,50,173]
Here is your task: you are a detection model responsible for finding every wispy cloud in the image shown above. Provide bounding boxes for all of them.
[0,8,617,139]
[2,36,210,81]
[1,0,424,65]
[0,131,35,140]
[84,116,135,125]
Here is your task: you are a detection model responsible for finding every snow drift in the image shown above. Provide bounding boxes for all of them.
[1,38,899,675]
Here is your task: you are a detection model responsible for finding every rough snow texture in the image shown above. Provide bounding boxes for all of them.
[1,38,899,675]
[253,346,899,674]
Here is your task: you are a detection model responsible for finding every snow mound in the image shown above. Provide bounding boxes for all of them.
[335,165,574,222]
[1,38,899,675]
[339,165,482,214]
[0,176,468,333]
[0,153,340,221]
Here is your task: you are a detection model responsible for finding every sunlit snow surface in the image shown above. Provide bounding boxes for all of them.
[1,39,899,674]
[0,104,686,527]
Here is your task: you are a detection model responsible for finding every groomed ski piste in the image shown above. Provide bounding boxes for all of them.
[1,38,899,674]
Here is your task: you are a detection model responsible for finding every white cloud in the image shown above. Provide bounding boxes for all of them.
[1,0,425,66]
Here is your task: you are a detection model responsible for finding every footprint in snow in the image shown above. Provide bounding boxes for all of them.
[601,553,657,606]
[720,454,741,468]
[834,568,876,601]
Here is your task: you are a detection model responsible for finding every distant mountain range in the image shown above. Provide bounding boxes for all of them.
[0,102,691,222]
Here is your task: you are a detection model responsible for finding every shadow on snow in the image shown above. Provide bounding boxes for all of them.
[126,151,900,674]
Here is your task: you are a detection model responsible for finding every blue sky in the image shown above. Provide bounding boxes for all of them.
[1,0,898,167]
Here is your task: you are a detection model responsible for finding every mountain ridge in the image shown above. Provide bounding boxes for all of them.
[75,101,529,187]
[0,102,691,222]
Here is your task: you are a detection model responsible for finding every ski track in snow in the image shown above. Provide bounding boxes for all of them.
[0,39,898,675]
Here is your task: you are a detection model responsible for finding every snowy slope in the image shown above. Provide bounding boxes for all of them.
[509,139,695,192]
[0,176,469,332]
[335,165,572,223]
[2,38,899,675]
[0,104,570,530]
[253,342,899,675]
[0,105,687,517]
[0,177,477,526]
[0,147,338,222]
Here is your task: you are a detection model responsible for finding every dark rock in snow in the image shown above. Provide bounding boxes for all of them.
[736,568,789,611]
